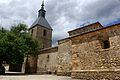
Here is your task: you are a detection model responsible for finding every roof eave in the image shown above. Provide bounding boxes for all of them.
[29,24,52,30]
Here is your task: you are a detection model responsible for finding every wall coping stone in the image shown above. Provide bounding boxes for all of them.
[72,69,120,72]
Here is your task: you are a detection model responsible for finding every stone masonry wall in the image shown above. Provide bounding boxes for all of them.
[71,24,120,79]
[29,26,37,38]
[28,56,38,73]
[29,25,52,48]
[57,39,72,76]
[37,47,58,74]
[68,22,103,37]
[37,25,52,48]
[22,56,38,73]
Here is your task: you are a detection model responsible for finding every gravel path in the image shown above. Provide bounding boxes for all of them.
[0,72,79,80]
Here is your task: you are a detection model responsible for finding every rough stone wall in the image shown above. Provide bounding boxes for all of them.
[37,47,58,74]
[68,22,103,37]
[28,56,38,73]
[22,58,26,73]
[21,56,38,73]
[57,39,72,76]
[71,24,120,79]
[29,25,52,48]
[29,26,38,38]
[37,25,52,48]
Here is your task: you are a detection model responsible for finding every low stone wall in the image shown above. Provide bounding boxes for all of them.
[57,39,72,76]
[37,46,58,74]
[72,70,120,79]
[22,56,38,74]
[28,56,38,73]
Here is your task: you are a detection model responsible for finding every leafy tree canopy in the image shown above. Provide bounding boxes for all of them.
[0,24,39,66]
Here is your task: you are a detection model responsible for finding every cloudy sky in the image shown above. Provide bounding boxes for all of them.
[0,0,120,46]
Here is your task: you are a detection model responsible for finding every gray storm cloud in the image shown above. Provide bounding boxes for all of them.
[0,0,120,46]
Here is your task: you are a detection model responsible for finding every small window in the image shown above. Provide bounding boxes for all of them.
[103,40,110,49]
[43,30,47,36]
[47,55,49,62]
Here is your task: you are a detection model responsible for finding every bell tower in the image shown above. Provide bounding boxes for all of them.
[29,1,52,49]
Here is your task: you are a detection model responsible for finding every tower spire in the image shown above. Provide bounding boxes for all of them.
[41,0,44,10]
[38,0,46,17]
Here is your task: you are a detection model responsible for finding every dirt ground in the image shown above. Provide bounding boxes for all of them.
[0,72,79,80]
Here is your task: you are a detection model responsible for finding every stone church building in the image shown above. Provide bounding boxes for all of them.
[23,2,120,79]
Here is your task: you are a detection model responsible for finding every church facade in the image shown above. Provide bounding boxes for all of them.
[25,2,120,79]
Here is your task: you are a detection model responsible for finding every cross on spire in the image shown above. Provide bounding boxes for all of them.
[38,0,46,17]
[41,0,44,10]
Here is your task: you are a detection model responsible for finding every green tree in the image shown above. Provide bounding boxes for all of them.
[0,24,39,67]
[0,28,7,66]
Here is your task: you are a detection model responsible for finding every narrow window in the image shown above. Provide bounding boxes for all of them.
[47,55,49,62]
[43,30,47,36]
[103,40,110,49]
